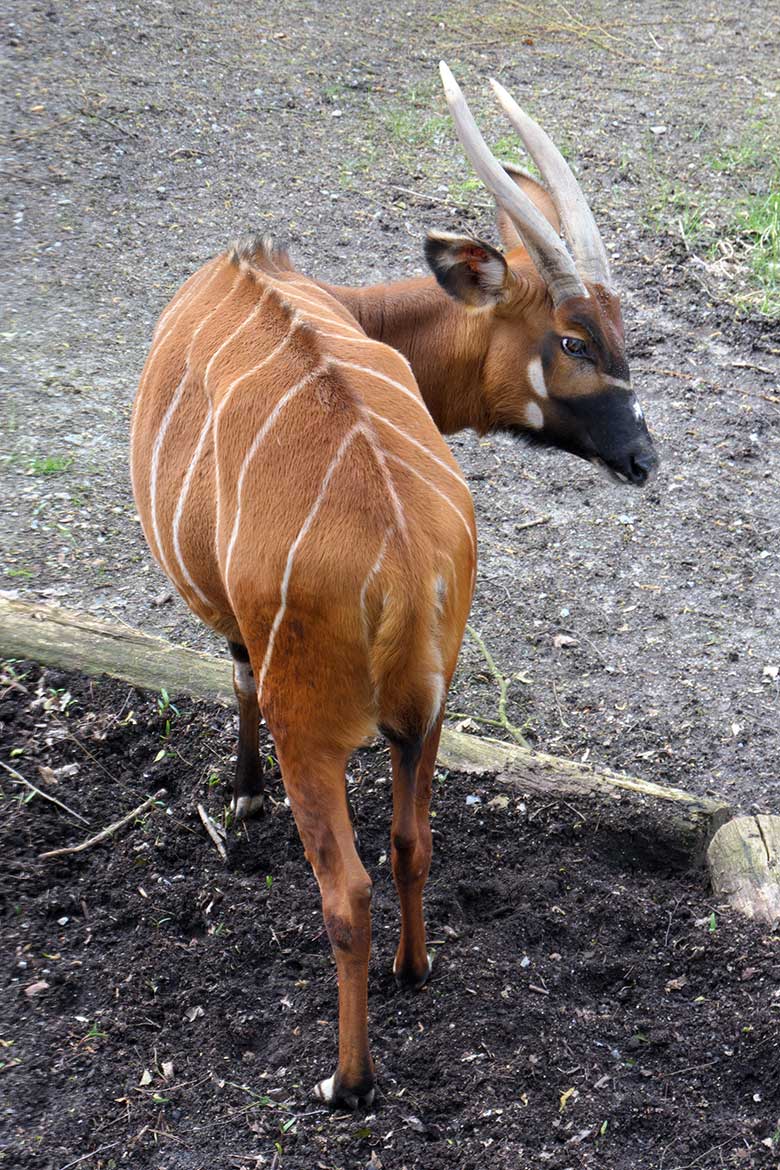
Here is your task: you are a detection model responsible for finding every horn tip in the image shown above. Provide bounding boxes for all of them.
[438,60,457,92]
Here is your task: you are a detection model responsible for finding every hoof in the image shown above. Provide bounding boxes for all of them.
[313,1074,375,1111]
[231,793,265,820]
[393,951,434,991]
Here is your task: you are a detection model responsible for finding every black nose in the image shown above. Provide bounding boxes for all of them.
[627,449,658,485]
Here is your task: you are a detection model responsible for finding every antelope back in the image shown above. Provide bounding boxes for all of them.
[130,239,476,744]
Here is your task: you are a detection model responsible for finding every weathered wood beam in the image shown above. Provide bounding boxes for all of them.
[0,595,738,871]
[0,595,231,704]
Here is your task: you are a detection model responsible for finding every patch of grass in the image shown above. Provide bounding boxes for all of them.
[27,454,73,476]
[735,189,780,317]
[643,119,780,318]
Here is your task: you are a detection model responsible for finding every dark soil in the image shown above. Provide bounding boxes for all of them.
[2,665,778,1169]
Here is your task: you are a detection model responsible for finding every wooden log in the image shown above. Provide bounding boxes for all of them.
[707,815,780,926]
[0,595,732,868]
[0,595,231,705]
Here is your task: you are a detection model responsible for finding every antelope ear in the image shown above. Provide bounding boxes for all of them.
[496,165,562,248]
[424,231,512,307]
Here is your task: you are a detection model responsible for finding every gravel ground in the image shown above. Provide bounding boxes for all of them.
[2,0,779,811]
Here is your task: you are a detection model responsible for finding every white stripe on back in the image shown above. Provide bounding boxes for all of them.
[387,451,475,554]
[223,363,327,600]
[256,421,363,700]
[364,407,468,493]
[331,359,431,420]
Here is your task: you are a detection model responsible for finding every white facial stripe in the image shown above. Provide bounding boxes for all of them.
[527,356,548,398]
[525,401,544,430]
[632,398,645,422]
[602,375,632,392]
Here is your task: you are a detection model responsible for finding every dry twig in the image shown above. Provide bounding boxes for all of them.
[39,790,166,859]
[1,759,89,825]
[197,803,228,863]
[466,625,530,746]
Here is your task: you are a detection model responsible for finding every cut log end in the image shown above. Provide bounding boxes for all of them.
[707,815,780,927]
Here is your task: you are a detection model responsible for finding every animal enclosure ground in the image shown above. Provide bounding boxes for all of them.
[2,666,779,1169]
[2,1,780,1167]
[2,0,779,812]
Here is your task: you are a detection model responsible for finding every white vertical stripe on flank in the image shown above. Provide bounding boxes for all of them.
[360,425,407,537]
[214,314,299,427]
[171,404,214,608]
[331,359,431,420]
[387,451,476,553]
[268,284,361,331]
[364,407,468,492]
[152,256,222,340]
[130,260,224,498]
[360,528,392,644]
[223,363,326,600]
[135,261,223,425]
[203,286,272,390]
[146,274,241,598]
[214,314,301,550]
[147,371,189,573]
[256,422,362,701]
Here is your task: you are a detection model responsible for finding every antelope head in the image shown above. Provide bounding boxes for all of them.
[429,63,657,487]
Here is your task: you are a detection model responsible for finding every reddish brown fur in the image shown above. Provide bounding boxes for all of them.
[130,239,475,1105]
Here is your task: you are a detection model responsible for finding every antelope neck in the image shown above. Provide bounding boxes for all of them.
[322,277,491,435]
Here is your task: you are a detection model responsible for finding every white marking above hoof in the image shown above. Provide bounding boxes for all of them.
[231,793,265,820]
[313,1075,375,1110]
[313,1075,336,1103]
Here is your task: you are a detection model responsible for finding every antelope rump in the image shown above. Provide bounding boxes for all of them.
[129,63,656,1108]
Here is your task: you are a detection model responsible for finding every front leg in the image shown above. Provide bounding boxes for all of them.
[227,641,265,819]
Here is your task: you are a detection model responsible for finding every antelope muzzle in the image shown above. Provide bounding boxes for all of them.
[565,390,659,486]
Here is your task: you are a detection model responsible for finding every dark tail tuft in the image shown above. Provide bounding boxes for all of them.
[228,233,293,272]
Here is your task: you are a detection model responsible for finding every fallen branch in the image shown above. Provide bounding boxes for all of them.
[1,759,90,825]
[466,624,530,746]
[197,803,228,863]
[515,514,551,532]
[39,789,166,859]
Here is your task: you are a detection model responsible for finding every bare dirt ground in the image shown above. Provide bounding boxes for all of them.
[2,666,779,1169]
[1,1,779,1166]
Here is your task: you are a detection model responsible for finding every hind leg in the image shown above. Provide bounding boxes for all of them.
[273,729,375,1108]
[388,712,444,991]
[227,640,265,819]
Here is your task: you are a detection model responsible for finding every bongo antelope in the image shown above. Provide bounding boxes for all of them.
[130,63,656,1109]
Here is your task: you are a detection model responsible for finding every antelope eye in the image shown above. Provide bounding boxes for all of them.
[561,336,588,357]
